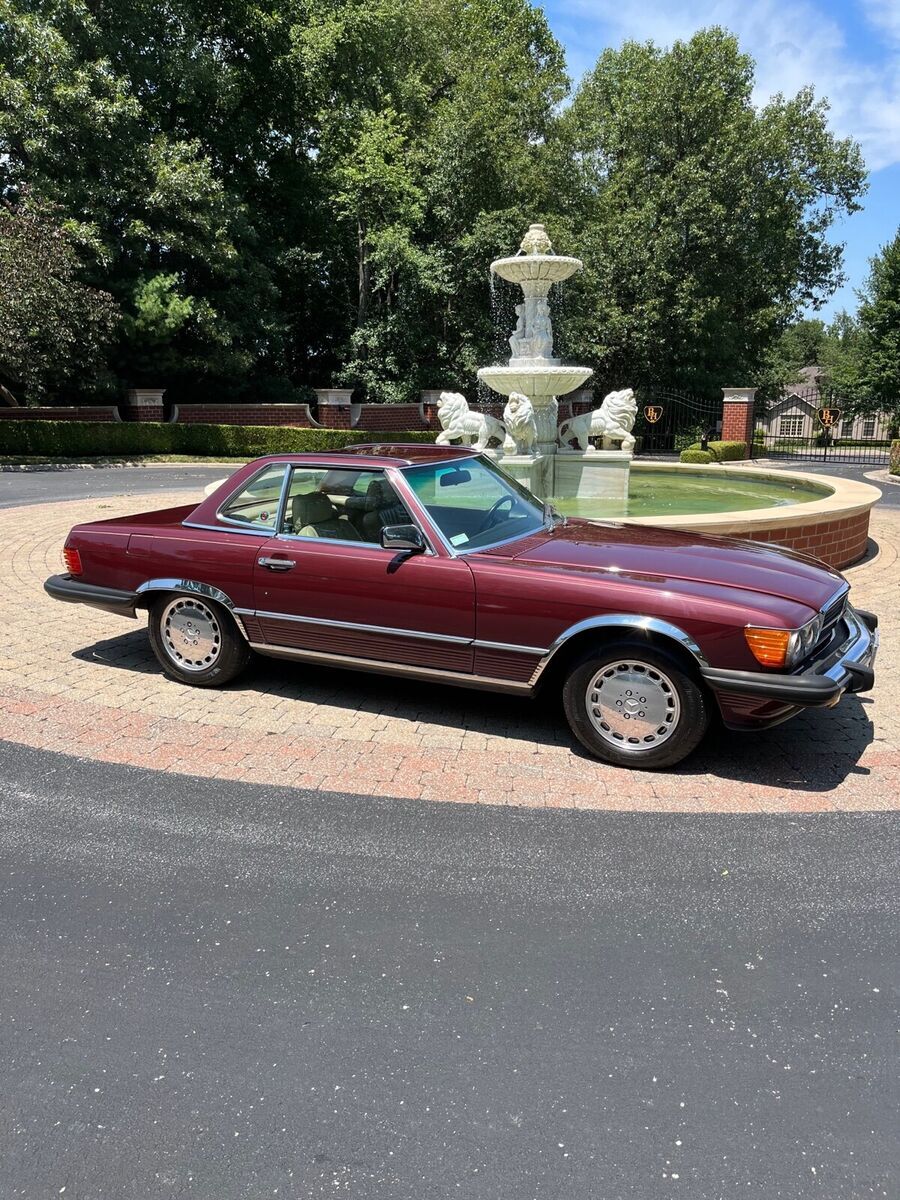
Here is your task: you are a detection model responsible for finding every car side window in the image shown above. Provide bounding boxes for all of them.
[218,464,287,530]
[281,467,412,545]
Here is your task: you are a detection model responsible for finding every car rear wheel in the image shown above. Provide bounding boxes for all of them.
[562,640,710,769]
[148,594,251,687]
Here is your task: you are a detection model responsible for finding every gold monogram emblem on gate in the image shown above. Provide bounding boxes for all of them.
[643,405,664,424]
[817,406,842,428]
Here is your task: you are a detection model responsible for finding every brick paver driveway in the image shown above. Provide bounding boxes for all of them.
[2,490,897,811]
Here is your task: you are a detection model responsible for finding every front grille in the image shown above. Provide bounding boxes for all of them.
[821,589,848,632]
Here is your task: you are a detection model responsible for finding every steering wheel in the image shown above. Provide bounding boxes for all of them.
[476,494,517,534]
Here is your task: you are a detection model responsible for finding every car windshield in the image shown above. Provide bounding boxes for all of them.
[402,455,547,551]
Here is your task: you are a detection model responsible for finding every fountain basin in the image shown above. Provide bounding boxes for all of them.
[477,364,592,397]
[490,255,582,285]
[524,460,880,570]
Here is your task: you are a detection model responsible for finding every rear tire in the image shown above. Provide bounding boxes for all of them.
[562,639,710,769]
[147,593,251,687]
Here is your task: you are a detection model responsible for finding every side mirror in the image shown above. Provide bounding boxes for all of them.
[381,524,427,553]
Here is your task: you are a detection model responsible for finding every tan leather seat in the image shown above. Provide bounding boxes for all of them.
[360,478,411,542]
[291,492,361,540]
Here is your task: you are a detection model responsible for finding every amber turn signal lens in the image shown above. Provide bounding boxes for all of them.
[744,627,791,667]
[63,546,83,576]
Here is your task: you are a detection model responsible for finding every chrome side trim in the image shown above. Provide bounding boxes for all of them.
[135,579,251,640]
[248,642,534,695]
[472,639,547,655]
[246,608,473,646]
[529,614,709,685]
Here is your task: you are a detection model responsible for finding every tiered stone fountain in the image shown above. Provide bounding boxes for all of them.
[474,223,633,504]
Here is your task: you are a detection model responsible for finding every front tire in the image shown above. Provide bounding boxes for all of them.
[148,593,251,687]
[562,640,710,769]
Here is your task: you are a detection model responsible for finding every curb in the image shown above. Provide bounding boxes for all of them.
[0,460,244,473]
[864,469,900,487]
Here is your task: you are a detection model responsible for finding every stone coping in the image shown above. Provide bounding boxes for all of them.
[623,460,881,535]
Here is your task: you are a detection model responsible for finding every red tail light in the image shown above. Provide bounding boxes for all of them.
[63,546,83,576]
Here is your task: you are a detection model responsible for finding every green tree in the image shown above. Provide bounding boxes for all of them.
[551,29,865,395]
[757,318,826,399]
[0,198,119,403]
[854,231,900,416]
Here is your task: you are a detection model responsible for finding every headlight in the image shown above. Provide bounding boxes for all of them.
[745,614,824,668]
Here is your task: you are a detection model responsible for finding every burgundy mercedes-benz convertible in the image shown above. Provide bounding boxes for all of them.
[45,444,878,769]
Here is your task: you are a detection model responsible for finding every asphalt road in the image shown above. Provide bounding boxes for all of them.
[0,465,228,508]
[1,740,897,1199]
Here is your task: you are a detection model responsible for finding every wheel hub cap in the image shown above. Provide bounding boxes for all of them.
[586,660,680,752]
[161,598,221,672]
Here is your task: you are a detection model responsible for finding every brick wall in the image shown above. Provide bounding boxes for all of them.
[354,403,430,431]
[0,395,599,432]
[174,404,317,427]
[742,509,870,570]
[0,407,120,422]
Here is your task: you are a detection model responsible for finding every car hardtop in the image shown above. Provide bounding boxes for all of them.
[232,444,478,473]
[187,443,482,530]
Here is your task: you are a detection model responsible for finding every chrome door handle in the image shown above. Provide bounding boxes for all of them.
[258,556,296,571]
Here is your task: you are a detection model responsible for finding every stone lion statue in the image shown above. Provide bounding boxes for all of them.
[435,392,506,451]
[557,388,638,453]
[502,393,537,456]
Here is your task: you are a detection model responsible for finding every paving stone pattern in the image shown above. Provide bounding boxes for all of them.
[2,493,897,811]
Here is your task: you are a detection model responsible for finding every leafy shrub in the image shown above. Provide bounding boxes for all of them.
[890,438,900,476]
[679,448,713,464]
[684,439,746,462]
[673,423,707,453]
[0,421,435,458]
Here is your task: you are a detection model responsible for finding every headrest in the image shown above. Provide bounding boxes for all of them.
[293,491,337,525]
[364,477,393,511]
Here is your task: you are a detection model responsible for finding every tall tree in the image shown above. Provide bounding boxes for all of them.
[854,231,900,415]
[0,198,118,403]
[551,29,866,395]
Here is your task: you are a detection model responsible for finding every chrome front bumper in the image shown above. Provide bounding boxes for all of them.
[702,605,879,708]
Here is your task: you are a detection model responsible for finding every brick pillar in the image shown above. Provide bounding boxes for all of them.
[123,388,165,422]
[420,389,446,430]
[720,388,756,457]
[314,388,355,429]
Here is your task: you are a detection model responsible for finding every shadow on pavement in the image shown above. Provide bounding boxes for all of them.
[73,628,876,792]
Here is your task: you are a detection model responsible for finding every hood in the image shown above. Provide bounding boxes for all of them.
[485,519,845,613]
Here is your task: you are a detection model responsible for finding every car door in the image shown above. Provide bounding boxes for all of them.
[249,464,477,673]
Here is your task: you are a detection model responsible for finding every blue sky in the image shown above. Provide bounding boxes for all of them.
[541,0,900,320]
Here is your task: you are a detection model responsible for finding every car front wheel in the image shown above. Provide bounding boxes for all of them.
[148,593,251,687]
[562,640,710,769]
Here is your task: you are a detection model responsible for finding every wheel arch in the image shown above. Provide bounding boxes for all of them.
[134,579,250,640]
[531,616,709,693]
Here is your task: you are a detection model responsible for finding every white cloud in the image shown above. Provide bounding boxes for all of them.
[862,0,900,44]
[556,0,900,170]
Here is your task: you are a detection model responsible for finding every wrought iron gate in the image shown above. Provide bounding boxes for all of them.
[751,387,895,465]
[632,390,722,456]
